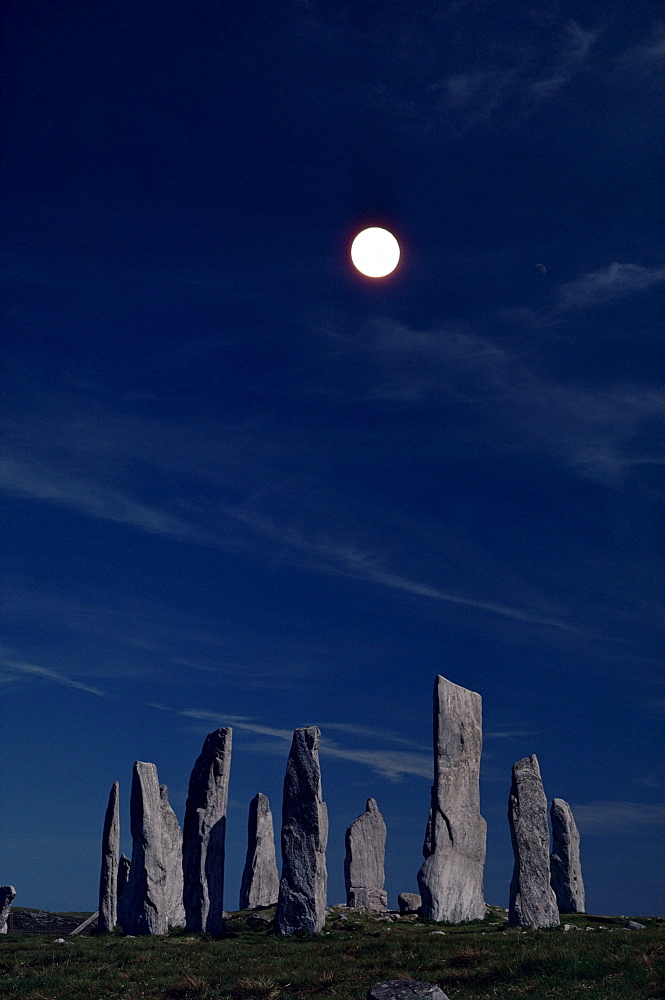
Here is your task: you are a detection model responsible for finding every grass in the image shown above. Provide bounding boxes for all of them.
[1,906,663,1000]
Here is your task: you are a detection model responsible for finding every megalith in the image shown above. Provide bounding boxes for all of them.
[0,886,16,933]
[417,675,487,922]
[98,780,120,932]
[160,784,186,927]
[550,798,585,913]
[239,792,279,909]
[116,853,131,928]
[122,761,169,935]
[344,797,388,911]
[274,725,328,934]
[508,754,559,928]
[182,728,232,934]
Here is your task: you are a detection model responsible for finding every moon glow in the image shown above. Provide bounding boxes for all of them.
[351,227,400,278]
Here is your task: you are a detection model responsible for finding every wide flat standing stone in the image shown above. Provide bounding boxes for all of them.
[160,784,186,928]
[345,798,388,911]
[122,761,169,935]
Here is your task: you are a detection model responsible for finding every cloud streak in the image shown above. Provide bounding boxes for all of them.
[1,658,110,699]
[556,262,665,311]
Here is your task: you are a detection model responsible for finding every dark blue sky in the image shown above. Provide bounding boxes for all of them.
[1,1,663,916]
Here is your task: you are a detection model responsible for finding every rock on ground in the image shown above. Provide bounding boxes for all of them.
[417,675,487,922]
[239,792,279,909]
[398,892,422,915]
[98,781,120,932]
[345,798,388,911]
[508,754,560,929]
[274,726,328,935]
[122,761,169,935]
[550,797,585,913]
[182,728,232,934]
[0,886,16,933]
[367,980,450,999]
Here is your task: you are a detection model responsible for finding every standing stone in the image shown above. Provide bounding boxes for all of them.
[508,754,559,929]
[550,798,585,913]
[344,798,388,911]
[417,675,487,923]
[239,793,279,909]
[0,886,16,933]
[182,728,232,934]
[274,726,328,934]
[160,784,186,927]
[122,761,169,935]
[98,781,120,932]
[116,853,131,929]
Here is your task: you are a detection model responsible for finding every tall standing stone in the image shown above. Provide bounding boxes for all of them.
[182,728,232,934]
[274,726,328,934]
[116,853,131,928]
[550,798,585,913]
[122,761,168,935]
[98,781,120,932]
[508,754,559,929]
[0,886,16,933]
[417,675,487,923]
[344,798,388,911]
[239,793,279,909]
[160,784,186,927]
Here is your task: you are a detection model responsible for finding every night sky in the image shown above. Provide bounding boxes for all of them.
[1,1,663,917]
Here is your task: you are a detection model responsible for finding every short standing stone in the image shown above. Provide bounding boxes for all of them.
[417,675,487,923]
[98,781,120,932]
[345,798,388,911]
[274,726,328,934]
[160,784,186,927]
[122,761,169,935]
[239,793,279,909]
[0,886,16,933]
[182,728,232,934]
[367,980,450,1000]
[508,755,559,929]
[550,798,585,913]
[398,892,422,915]
[116,853,131,930]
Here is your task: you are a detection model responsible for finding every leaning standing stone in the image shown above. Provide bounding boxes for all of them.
[344,798,388,911]
[417,675,487,922]
[508,755,559,929]
[182,728,232,934]
[122,761,169,935]
[550,798,585,913]
[98,781,120,932]
[274,726,328,934]
[160,785,186,927]
[0,886,16,933]
[239,793,279,909]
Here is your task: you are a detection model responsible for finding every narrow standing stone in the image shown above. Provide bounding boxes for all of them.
[116,853,131,929]
[344,798,388,911]
[98,780,120,932]
[550,798,585,913]
[0,886,16,933]
[122,761,168,935]
[508,754,559,928]
[160,784,186,927]
[274,726,328,934]
[182,728,232,934]
[417,675,487,922]
[239,793,279,909]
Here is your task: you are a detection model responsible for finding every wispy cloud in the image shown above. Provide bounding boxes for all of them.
[556,262,665,311]
[570,800,665,835]
[1,658,110,698]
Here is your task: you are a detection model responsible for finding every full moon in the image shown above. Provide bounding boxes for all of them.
[351,227,400,278]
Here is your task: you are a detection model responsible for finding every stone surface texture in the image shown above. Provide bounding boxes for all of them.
[121,762,169,934]
[367,980,450,1000]
[274,726,328,935]
[508,754,560,929]
[239,792,279,909]
[98,780,120,932]
[116,853,131,930]
[344,798,388,911]
[0,886,16,933]
[417,675,487,922]
[550,797,585,913]
[160,784,186,927]
[182,728,232,934]
[398,892,422,914]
